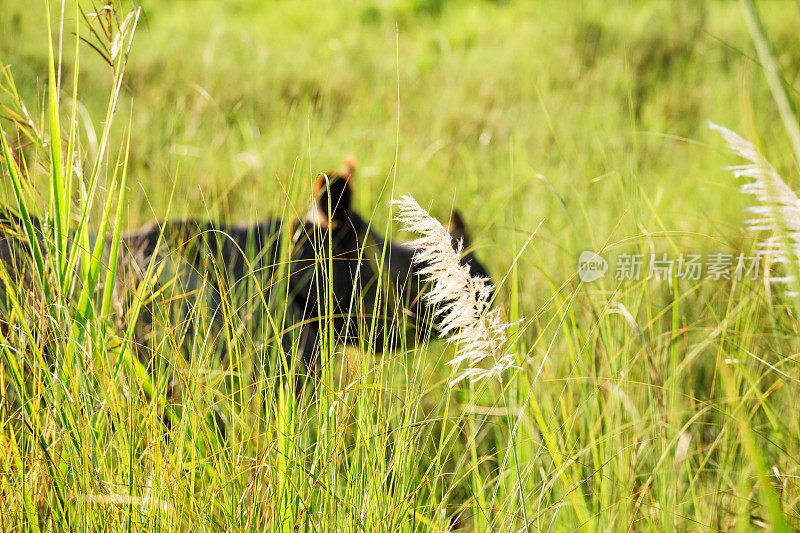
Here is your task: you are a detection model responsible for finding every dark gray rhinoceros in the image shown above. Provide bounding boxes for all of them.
[0,162,491,381]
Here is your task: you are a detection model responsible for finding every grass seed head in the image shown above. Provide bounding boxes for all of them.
[391,194,519,386]
[712,122,800,294]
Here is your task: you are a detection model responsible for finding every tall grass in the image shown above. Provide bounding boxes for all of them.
[1,1,800,531]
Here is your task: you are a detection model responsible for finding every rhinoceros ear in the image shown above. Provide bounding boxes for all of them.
[313,156,355,228]
[447,209,472,249]
[342,154,357,179]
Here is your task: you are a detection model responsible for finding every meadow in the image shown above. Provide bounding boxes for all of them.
[2,0,800,530]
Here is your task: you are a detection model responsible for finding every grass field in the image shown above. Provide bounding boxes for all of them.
[2,0,800,530]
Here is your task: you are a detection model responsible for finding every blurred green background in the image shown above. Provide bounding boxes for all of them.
[1,0,798,303]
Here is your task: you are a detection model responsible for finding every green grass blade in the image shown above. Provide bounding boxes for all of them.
[741,0,800,165]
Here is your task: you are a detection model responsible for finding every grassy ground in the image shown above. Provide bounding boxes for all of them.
[2,0,800,530]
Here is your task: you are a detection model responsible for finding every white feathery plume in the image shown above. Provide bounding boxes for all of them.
[711,122,800,294]
[391,194,519,386]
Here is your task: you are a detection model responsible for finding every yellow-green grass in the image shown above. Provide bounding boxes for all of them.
[1,0,800,530]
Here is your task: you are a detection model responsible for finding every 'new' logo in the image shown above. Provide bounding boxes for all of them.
[578,251,608,282]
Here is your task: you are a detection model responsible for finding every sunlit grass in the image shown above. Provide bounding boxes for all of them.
[1,0,800,530]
